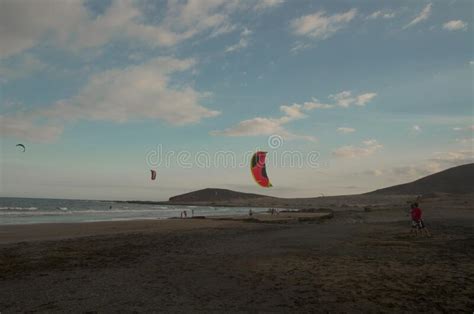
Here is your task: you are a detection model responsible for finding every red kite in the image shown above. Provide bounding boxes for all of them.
[250,151,272,188]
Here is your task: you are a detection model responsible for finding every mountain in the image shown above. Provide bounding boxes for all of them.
[367,163,474,195]
[168,188,275,203]
[165,164,473,207]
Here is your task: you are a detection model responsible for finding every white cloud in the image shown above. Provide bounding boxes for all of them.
[470,61,474,66]
[2,57,220,142]
[211,104,316,141]
[254,0,284,11]
[329,91,353,107]
[391,162,442,177]
[431,150,474,166]
[329,91,377,107]
[404,3,432,29]
[337,127,356,134]
[0,0,87,59]
[302,98,333,110]
[210,117,285,137]
[356,93,377,106]
[453,125,474,131]
[225,28,252,53]
[284,91,376,114]
[0,0,245,59]
[333,139,382,158]
[290,9,357,40]
[290,42,312,54]
[279,104,306,121]
[367,11,396,20]
[443,20,468,31]
[0,114,63,143]
[412,125,421,132]
[389,149,473,179]
[40,57,219,125]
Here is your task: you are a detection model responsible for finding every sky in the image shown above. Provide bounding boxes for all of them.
[0,0,473,201]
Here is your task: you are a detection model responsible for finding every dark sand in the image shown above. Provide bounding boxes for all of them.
[1,204,473,312]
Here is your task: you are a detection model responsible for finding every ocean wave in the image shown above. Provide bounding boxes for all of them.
[0,206,38,211]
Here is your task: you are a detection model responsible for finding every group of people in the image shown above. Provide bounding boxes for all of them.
[180,209,194,218]
[409,202,431,237]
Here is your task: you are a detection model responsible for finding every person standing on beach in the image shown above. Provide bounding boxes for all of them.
[410,203,431,237]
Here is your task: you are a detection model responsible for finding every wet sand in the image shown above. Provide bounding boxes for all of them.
[1,206,473,312]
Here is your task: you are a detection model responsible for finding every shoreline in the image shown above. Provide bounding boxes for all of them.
[0,211,333,244]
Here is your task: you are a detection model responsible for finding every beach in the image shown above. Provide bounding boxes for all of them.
[1,200,473,313]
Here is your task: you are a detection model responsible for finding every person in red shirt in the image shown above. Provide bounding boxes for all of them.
[410,203,431,237]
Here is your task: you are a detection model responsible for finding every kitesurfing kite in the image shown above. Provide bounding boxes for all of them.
[250,151,272,188]
[16,144,25,152]
[150,169,157,181]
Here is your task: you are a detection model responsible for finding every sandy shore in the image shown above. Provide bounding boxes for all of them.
[1,205,473,312]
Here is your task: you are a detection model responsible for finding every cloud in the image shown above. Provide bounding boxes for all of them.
[332,139,382,158]
[290,9,357,40]
[367,11,395,20]
[214,89,376,139]
[337,127,356,134]
[40,57,219,125]
[225,28,252,53]
[0,0,245,59]
[254,0,285,11]
[290,42,312,54]
[211,104,316,141]
[356,93,377,106]
[0,53,47,82]
[412,125,421,132]
[1,57,219,142]
[452,125,474,131]
[302,98,333,110]
[443,20,468,31]
[329,91,377,107]
[388,149,473,179]
[0,114,63,143]
[432,150,474,165]
[390,162,442,177]
[403,3,432,29]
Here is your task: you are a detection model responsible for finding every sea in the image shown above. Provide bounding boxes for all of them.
[0,198,270,225]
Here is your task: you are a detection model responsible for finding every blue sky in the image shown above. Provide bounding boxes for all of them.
[1,0,472,200]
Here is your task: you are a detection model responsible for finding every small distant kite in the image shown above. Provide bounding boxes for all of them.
[250,151,272,188]
[16,144,26,152]
[150,170,157,181]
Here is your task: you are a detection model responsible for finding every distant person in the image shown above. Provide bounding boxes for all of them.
[249,209,253,217]
[410,203,431,237]
[191,209,194,217]
[184,210,187,218]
